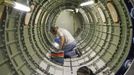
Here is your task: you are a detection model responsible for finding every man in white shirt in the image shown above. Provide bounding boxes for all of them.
[50,26,81,58]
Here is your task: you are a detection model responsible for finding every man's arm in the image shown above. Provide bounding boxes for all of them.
[60,36,65,49]
[57,28,65,49]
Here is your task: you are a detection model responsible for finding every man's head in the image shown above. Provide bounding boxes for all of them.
[50,26,58,35]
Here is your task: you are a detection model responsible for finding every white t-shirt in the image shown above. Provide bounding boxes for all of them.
[57,28,75,45]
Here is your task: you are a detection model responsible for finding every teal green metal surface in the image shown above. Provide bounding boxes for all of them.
[0,0,133,75]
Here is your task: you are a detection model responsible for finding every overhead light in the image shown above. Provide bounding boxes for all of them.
[80,0,94,6]
[4,1,31,12]
[13,2,31,12]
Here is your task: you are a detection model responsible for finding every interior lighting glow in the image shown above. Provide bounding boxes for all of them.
[75,8,79,13]
[66,9,74,12]
[80,0,94,6]
[14,2,31,12]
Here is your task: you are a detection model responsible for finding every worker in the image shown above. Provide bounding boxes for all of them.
[50,26,81,58]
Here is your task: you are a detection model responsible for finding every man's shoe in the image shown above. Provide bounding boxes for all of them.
[75,48,82,57]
